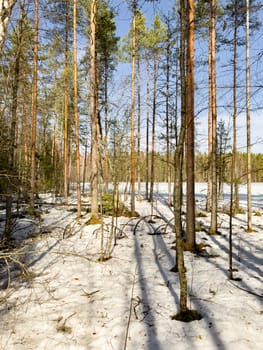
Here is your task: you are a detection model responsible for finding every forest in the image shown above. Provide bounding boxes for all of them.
[0,1,263,349]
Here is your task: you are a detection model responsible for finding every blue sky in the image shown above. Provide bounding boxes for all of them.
[110,0,263,154]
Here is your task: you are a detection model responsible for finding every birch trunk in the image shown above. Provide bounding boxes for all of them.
[0,0,17,52]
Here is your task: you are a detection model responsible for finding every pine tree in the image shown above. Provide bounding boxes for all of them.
[209,0,218,235]
[30,0,39,209]
[185,0,195,251]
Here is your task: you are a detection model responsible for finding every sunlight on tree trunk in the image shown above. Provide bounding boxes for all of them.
[30,0,38,209]
[206,30,212,212]
[130,0,136,215]
[90,0,99,218]
[233,0,239,212]
[165,33,172,207]
[73,0,81,218]
[246,0,252,232]
[185,0,195,251]
[63,1,69,204]
[173,0,187,313]
[210,0,217,235]
[149,55,157,203]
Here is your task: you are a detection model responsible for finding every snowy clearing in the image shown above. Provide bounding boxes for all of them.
[0,183,262,350]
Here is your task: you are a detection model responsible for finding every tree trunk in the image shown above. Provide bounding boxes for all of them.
[130,0,136,215]
[209,0,217,235]
[233,0,239,212]
[0,0,17,52]
[4,2,24,241]
[246,0,252,231]
[82,136,88,194]
[145,57,150,201]
[63,1,69,204]
[73,0,81,217]
[137,58,141,201]
[206,26,212,212]
[172,0,188,314]
[103,60,109,193]
[149,54,157,204]
[21,84,29,199]
[90,0,99,218]
[165,30,172,207]
[185,0,195,251]
[30,0,38,209]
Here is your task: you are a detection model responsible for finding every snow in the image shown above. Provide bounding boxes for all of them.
[0,183,263,350]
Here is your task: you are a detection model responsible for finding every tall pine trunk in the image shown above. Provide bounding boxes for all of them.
[173,0,187,313]
[149,55,157,203]
[73,0,81,217]
[185,0,195,251]
[4,2,24,241]
[246,0,252,231]
[103,61,109,193]
[130,0,136,215]
[165,31,172,207]
[206,28,212,212]
[90,0,99,218]
[233,0,239,212]
[63,1,69,203]
[30,0,38,209]
[209,0,218,235]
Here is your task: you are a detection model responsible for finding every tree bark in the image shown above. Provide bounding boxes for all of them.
[210,0,217,235]
[206,26,212,212]
[246,0,252,231]
[233,0,239,212]
[0,0,17,52]
[149,54,157,203]
[185,0,195,251]
[172,0,188,314]
[90,0,99,218]
[30,0,38,208]
[145,57,150,201]
[165,25,172,207]
[73,0,81,217]
[130,0,136,215]
[63,1,69,204]
[4,1,24,241]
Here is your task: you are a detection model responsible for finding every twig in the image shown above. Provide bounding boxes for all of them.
[41,250,96,262]
[228,280,263,298]
[81,289,100,298]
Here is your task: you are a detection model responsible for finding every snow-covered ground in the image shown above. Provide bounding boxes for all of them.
[0,183,262,350]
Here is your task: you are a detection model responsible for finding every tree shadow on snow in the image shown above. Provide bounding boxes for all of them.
[132,232,162,350]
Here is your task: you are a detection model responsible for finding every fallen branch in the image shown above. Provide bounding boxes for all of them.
[228,280,263,298]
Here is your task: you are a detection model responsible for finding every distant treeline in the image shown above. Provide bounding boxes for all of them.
[195,152,263,183]
[108,151,263,184]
